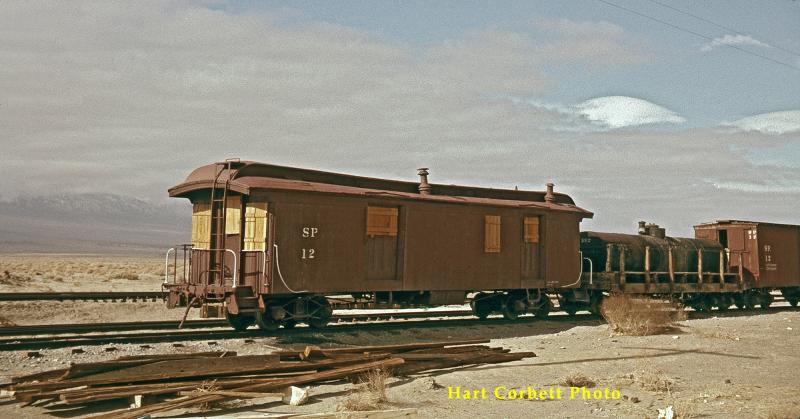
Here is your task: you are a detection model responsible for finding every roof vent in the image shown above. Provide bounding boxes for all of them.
[641,222,666,239]
[544,182,555,203]
[417,168,431,195]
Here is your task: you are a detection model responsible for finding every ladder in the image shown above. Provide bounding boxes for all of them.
[207,159,239,294]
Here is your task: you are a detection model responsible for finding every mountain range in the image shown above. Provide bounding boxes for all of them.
[0,193,190,254]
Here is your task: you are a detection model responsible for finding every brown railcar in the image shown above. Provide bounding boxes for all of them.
[164,160,593,330]
[695,220,800,306]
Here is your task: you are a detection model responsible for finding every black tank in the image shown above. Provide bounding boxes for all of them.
[580,230,724,273]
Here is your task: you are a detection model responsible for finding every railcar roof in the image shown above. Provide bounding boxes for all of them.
[695,220,799,228]
[169,161,593,217]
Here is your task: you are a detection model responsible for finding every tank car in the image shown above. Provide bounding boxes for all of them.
[561,222,749,313]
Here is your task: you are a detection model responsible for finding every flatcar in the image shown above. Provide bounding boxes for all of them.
[164,159,593,330]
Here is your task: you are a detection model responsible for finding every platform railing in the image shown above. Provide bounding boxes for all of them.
[164,244,193,284]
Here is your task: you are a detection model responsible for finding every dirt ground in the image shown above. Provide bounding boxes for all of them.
[0,308,797,418]
[0,254,165,294]
[0,254,798,418]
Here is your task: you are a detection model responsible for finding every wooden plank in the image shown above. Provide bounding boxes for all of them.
[177,390,283,398]
[192,408,418,419]
[96,358,406,419]
[113,351,236,361]
[70,354,280,383]
[285,409,418,419]
[16,354,391,395]
[401,345,497,354]
[11,368,68,384]
[9,351,238,384]
[277,339,490,358]
[59,376,288,405]
[395,351,534,376]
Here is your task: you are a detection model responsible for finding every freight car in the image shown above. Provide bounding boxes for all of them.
[695,220,800,307]
[164,160,593,330]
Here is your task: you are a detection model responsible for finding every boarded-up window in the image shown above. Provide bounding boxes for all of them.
[243,202,268,251]
[485,215,501,253]
[524,217,540,243]
[225,196,241,235]
[366,206,398,237]
[191,203,211,249]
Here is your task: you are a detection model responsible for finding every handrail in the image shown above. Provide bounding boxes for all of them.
[274,244,308,293]
[584,256,593,285]
[562,251,586,288]
[241,249,268,287]
[192,248,238,288]
[164,247,175,284]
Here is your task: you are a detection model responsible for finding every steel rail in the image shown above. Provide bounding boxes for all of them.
[0,313,570,351]
[0,310,472,336]
[0,292,167,301]
[0,310,475,337]
[0,305,795,351]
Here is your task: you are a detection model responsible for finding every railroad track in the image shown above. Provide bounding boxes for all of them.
[0,304,796,352]
[0,292,167,302]
[0,309,475,337]
[0,311,558,351]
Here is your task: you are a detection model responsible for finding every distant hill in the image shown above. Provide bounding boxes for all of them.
[0,193,190,254]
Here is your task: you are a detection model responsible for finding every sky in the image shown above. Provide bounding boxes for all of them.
[1,0,799,236]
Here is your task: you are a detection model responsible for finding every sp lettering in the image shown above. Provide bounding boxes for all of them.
[301,226,318,259]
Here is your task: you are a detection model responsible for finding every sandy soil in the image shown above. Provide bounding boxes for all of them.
[0,254,166,293]
[0,310,797,418]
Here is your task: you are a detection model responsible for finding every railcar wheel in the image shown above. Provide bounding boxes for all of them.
[562,302,578,316]
[692,296,712,313]
[758,292,773,309]
[588,292,604,316]
[471,293,493,320]
[780,289,799,307]
[226,312,254,332]
[308,296,333,329]
[714,294,731,311]
[742,292,757,310]
[255,310,280,331]
[732,294,745,309]
[535,298,552,318]
[500,296,524,321]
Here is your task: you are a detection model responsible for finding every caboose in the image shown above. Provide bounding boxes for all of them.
[164,159,593,330]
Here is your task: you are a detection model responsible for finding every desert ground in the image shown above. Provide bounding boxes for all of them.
[0,254,798,419]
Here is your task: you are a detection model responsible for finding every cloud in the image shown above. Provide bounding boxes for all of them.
[722,110,800,135]
[701,34,771,52]
[533,19,653,67]
[575,96,686,129]
[0,2,798,236]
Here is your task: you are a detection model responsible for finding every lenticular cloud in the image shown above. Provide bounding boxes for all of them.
[576,96,686,129]
[723,110,800,135]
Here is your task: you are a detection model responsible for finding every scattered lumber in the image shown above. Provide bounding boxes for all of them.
[2,339,534,418]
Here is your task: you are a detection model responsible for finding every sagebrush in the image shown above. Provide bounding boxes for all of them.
[600,294,686,336]
[338,368,390,411]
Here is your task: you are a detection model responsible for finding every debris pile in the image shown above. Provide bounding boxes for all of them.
[1,339,534,418]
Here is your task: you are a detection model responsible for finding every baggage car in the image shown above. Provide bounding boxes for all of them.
[164,160,593,330]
